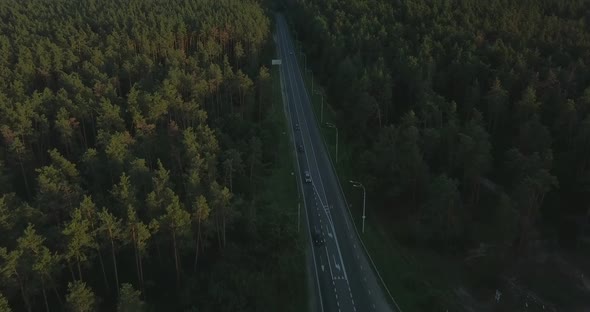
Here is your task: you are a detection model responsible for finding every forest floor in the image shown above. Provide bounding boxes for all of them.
[293,48,590,312]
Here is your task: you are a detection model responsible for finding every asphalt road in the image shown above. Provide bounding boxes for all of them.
[275,13,397,312]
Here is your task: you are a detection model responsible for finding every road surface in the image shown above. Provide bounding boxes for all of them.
[275,13,398,312]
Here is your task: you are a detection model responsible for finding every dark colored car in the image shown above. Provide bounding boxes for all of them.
[312,227,325,246]
[294,123,300,131]
[297,143,304,153]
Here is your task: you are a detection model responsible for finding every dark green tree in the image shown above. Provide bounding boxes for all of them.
[484,78,508,134]
[63,207,97,281]
[423,174,461,244]
[125,206,151,292]
[457,110,492,206]
[97,209,123,295]
[192,195,210,271]
[159,193,191,286]
[117,283,145,312]
[17,224,59,312]
[65,281,95,312]
[0,292,11,312]
[210,182,233,248]
[0,247,31,312]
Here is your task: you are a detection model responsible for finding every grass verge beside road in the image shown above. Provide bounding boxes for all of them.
[291,41,463,311]
[257,63,307,312]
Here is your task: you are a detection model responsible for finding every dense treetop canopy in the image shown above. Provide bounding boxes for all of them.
[289,0,590,246]
[0,0,302,311]
[286,0,590,309]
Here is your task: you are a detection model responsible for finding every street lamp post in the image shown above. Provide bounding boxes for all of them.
[349,180,366,234]
[292,171,300,232]
[302,54,307,69]
[325,122,338,163]
[298,202,300,232]
[314,90,324,123]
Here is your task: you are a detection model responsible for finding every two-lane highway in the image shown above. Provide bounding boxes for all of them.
[275,13,397,312]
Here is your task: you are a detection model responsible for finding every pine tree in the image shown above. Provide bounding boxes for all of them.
[66,281,95,312]
[117,284,146,312]
[0,247,30,312]
[0,292,12,312]
[97,208,123,295]
[159,193,191,286]
[17,224,59,312]
[192,195,210,271]
[78,196,109,293]
[125,206,151,292]
[63,208,97,281]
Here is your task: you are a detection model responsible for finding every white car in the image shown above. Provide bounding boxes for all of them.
[290,51,293,55]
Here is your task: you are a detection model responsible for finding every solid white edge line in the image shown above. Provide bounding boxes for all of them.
[275,16,325,312]
[280,13,403,312]
[280,15,351,285]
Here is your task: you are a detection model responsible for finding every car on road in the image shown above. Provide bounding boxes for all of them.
[304,170,311,183]
[312,226,325,246]
[294,123,300,131]
[290,51,293,55]
[297,143,304,153]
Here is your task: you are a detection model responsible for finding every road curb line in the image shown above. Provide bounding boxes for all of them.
[285,15,403,312]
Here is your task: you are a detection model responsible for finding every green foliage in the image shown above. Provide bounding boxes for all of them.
[458,110,492,183]
[193,195,210,224]
[422,174,462,244]
[126,207,151,254]
[0,248,25,309]
[36,149,82,222]
[0,292,11,312]
[0,196,12,231]
[0,0,302,310]
[287,0,590,251]
[161,195,191,238]
[66,281,95,312]
[97,99,125,133]
[286,0,590,308]
[62,207,97,280]
[117,284,145,312]
[111,173,137,215]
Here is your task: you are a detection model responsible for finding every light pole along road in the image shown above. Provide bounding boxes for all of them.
[314,90,324,123]
[275,13,398,312]
[349,181,366,234]
[325,122,338,164]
